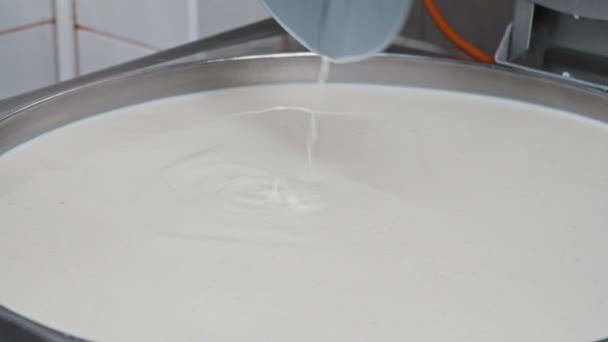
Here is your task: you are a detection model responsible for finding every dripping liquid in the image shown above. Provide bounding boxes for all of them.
[307,57,331,171]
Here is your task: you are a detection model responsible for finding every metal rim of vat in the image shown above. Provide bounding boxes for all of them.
[1,53,608,342]
[1,52,608,156]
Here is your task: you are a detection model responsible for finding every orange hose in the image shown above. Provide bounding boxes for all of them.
[423,0,495,64]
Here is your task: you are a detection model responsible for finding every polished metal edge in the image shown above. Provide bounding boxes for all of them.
[0,305,86,342]
[2,53,607,156]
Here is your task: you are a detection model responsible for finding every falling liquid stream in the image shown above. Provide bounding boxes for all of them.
[307,57,331,171]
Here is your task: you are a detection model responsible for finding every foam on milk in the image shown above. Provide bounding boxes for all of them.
[1,84,608,342]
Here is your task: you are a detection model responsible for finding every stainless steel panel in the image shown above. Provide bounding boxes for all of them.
[497,3,608,90]
[533,0,608,20]
[510,0,535,59]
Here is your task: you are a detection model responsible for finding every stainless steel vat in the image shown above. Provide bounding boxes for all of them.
[1,49,607,342]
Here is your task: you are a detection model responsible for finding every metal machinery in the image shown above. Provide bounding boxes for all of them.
[496,0,608,90]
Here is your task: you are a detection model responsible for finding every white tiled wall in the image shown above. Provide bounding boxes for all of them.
[75,0,192,49]
[197,0,270,38]
[0,0,56,99]
[77,30,155,75]
[0,0,271,100]
[0,25,57,99]
[0,0,53,32]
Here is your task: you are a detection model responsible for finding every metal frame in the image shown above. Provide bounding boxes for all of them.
[533,0,608,21]
[496,24,608,92]
[497,0,608,91]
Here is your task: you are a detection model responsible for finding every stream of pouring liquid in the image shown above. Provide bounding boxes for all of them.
[230,58,332,214]
[307,58,331,171]
[268,58,330,211]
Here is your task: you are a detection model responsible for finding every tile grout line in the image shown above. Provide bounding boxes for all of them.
[187,0,200,41]
[54,0,78,81]
[0,19,55,36]
[75,25,162,52]
[52,0,59,82]
[72,0,80,76]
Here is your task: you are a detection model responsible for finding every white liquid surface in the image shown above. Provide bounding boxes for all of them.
[1,84,608,342]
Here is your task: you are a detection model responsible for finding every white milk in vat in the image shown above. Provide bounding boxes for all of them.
[1,84,608,342]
